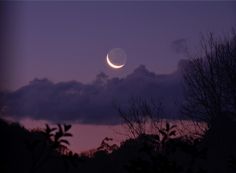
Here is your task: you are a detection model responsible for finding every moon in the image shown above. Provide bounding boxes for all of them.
[106,55,125,69]
[106,48,127,69]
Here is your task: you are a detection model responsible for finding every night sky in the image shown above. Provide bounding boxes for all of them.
[1,1,236,152]
[3,1,236,90]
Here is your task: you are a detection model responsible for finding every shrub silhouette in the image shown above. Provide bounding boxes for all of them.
[158,122,177,150]
[229,155,236,171]
[45,124,72,154]
[182,31,236,173]
[27,123,75,173]
[97,137,118,153]
[183,31,236,125]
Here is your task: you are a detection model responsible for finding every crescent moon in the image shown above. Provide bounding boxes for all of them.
[106,54,125,69]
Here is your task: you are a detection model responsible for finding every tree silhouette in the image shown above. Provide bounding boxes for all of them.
[228,155,236,171]
[97,137,118,153]
[183,31,236,126]
[182,30,236,173]
[158,122,177,151]
[116,97,163,138]
[48,124,72,154]
[27,123,74,173]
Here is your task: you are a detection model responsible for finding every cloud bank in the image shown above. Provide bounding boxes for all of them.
[1,61,187,124]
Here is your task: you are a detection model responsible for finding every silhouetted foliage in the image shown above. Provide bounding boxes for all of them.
[182,30,236,173]
[27,123,77,173]
[183,31,236,125]
[159,122,177,143]
[229,155,236,171]
[97,137,118,153]
[116,97,163,138]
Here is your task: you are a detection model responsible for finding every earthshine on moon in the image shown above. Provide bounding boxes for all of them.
[106,48,127,69]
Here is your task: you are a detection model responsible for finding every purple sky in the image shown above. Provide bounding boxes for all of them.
[1,1,235,153]
[3,1,236,90]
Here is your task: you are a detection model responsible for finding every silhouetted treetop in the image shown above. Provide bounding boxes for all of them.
[183,31,236,125]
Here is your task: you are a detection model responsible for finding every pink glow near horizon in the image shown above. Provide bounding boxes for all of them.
[3,117,207,154]
[18,118,127,154]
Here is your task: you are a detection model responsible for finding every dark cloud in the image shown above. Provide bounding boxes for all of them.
[1,62,188,124]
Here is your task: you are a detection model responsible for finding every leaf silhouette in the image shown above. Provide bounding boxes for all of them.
[159,129,166,136]
[57,124,63,134]
[166,122,170,131]
[104,137,113,141]
[64,133,73,137]
[64,124,72,132]
[153,134,160,142]
[170,125,177,130]
[169,131,176,137]
[59,139,70,145]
